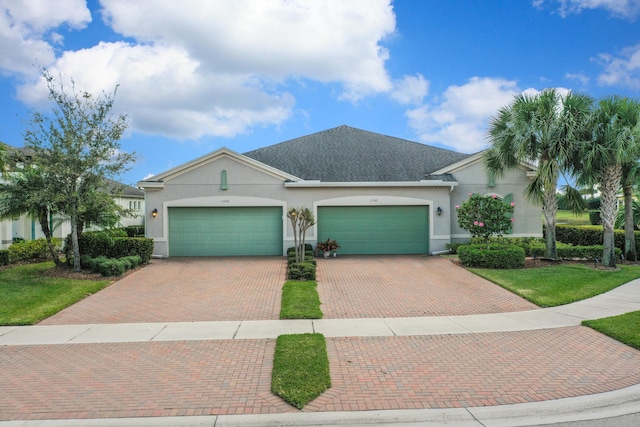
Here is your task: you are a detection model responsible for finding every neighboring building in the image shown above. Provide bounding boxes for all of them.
[138,126,541,258]
[0,143,144,249]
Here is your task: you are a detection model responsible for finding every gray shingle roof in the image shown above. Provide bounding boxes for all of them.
[243,125,472,182]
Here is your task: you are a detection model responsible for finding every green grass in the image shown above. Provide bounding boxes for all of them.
[554,210,590,226]
[280,280,322,319]
[469,264,640,307]
[0,262,111,325]
[271,333,331,409]
[583,311,640,350]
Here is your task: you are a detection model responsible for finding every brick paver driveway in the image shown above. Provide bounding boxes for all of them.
[2,255,639,421]
[317,255,537,318]
[41,257,287,324]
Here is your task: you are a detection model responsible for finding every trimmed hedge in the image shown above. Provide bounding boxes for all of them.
[123,225,145,237]
[0,250,9,266]
[529,241,621,260]
[588,210,602,225]
[75,232,153,264]
[80,254,142,276]
[288,262,316,280]
[470,236,541,256]
[458,244,525,269]
[8,238,60,262]
[555,225,640,256]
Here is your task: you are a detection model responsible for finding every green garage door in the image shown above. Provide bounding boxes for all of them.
[317,206,429,255]
[169,207,282,256]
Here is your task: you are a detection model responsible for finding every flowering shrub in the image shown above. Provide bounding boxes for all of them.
[456,194,514,248]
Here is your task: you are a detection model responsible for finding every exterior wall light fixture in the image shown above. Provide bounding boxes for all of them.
[436,207,442,216]
[152,208,158,218]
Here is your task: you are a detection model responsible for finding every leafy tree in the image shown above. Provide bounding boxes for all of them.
[456,194,514,249]
[574,96,640,267]
[287,207,315,263]
[486,89,593,259]
[0,165,64,265]
[0,143,6,176]
[24,69,133,271]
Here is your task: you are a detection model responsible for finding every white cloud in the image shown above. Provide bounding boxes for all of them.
[12,0,397,139]
[534,0,640,19]
[596,43,640,89]
[0,0,90,73]
[565,72,591,85]
[406,77,520,153]
[390,73,429,106]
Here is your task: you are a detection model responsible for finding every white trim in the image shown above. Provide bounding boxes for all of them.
[286,180,458,188]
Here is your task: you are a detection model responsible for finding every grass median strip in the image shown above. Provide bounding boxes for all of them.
[583,311,640,350]
[0,262,111,325]
[271,333,331,409]
[280,280,322,319]
[469,264,640,307]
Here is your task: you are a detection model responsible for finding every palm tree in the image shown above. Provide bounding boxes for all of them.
[621,158,640,261]
[0,166,64,265]
[576,96,640,268]
[486,89,593,260]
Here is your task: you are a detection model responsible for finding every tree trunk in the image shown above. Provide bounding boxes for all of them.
[38,208,63,266]
[542,187,558,260]
[623,184,637,261]
[600,166,622,268]
[70,203,82,272]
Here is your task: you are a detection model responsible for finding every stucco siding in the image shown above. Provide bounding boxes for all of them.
[450,161,542,242]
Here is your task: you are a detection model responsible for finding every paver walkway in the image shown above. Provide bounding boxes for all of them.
[1,256,640,423]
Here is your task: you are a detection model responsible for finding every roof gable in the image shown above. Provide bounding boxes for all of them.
[243,125,472,182]
[137,147,300,188]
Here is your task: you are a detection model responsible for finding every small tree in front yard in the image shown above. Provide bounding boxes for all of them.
[456,193,515,249]
[287,207,315,263]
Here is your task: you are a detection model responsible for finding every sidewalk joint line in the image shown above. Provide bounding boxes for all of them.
[232,321,242,339]
[465,407,487,427]
[149,323,169,341]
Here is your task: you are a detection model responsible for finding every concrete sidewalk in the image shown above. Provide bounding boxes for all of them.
[1,278,639,346]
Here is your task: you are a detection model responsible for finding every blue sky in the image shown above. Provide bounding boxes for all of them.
[1,0,639,186]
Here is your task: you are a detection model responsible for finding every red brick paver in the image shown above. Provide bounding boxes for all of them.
[317,256,537,318]
[41,257,287,324]
[1,327,639,420]
[0,339,294,421]
[308,327,640,412]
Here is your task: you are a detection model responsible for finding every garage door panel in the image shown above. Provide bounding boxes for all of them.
[317,206,428,255]
[169,207,282,256]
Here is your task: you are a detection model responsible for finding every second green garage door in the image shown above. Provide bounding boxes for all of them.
[317,206,429,255]
[169,207,282,256]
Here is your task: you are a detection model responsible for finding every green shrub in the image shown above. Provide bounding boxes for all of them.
[446,242,467,254]
[98,259,126,276]
[121,255,141,268]
[287,254,316,266]
[8,238,57,262]
[458,244,525,269]
[77,232,153,264]
[589,210,602,225]
[0,250,9,266]
[288,262,316,280]
[530,242,622,260]
[90,256,110,273]
[586,197,601,210]
[469,236,543,256]
[123,225,145,237]
[554,225,640,256]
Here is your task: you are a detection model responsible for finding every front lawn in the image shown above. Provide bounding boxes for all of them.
[0,262,111,325]
[469,263,640,307]
[583,311,640,350]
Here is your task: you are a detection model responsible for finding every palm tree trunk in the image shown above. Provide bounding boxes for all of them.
[600,166,623,268]
[623,184,637,261]
[542,188,558,260]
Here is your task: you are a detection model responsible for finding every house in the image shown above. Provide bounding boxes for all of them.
[0,143,145,249]
[138,125,541,257]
